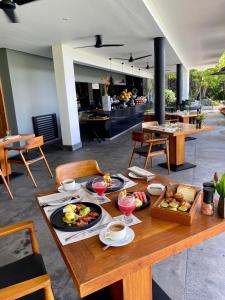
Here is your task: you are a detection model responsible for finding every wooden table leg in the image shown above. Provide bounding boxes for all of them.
[0,145,11,176]
[169,135,185,166]
[123,267,152,300]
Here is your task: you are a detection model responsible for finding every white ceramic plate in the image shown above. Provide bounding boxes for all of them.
[58,183,81,193]
[99,227,135,247]
[128,172,144,179]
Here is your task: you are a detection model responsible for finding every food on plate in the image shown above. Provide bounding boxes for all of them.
[103,173,113,186]
[62,204,99,227]
[134,191,148,207]
[176,184,197,203]
[159,185,197,212]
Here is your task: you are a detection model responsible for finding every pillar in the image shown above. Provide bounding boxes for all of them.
[176,64,183,108]
[52,44,82,151]
[154,37,165,124]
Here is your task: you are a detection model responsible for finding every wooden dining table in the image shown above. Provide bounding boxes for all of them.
[0,134,34,176]
[143,123,214,172]
[36,174,225,300]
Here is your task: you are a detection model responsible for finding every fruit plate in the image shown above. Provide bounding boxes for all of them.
[86,176,125,193]
[115,192,150,211]
[50,202,102,232]
[151,184,202,226]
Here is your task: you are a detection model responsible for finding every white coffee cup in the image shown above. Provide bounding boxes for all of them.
[62,179,76,191]
[105,221,126,241]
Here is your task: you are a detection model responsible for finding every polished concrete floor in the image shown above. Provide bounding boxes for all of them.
[0,112,225,300]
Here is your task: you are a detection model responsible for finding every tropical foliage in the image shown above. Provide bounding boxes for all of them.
[165,89,176,106]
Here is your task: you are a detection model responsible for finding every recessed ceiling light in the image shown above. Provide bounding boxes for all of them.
[62,17,71,21]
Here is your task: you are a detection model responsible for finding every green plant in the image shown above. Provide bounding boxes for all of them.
[213,173,225,197]
[165,89,176,106]
[196,114,207,122]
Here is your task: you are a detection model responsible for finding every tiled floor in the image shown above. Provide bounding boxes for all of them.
[0,112,225,300]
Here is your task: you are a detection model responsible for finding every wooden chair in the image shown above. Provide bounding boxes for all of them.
[0,168,13,199]
[0,221,54,300]
[129,131,170,174]
[55,160,104,187]
[5,136,53,188]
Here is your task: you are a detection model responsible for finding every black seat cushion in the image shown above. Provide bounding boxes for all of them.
[134,144,166,155]
[0,254,47,300]
[8,151,41,163]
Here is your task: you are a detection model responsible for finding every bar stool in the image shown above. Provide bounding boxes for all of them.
[5,136,53,188]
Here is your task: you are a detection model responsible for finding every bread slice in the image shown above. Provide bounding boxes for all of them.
[176,184,197,203]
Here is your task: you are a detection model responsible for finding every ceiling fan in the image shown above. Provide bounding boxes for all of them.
[74,35,124,49]
[110,53,152,63]
[0,0,38,23]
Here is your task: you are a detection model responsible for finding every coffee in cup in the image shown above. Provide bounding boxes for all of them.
[105,221,126,241]
[62,179,76,191]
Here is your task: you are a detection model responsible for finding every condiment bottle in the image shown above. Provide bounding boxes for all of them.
[201,187,214,216]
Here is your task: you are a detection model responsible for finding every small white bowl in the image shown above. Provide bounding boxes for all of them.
[147,183,165,196]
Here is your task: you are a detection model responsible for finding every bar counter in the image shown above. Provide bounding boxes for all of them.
[80,104,147,140]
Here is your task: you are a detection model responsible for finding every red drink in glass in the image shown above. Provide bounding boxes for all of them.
[92,181,107,196]
[118,196,136,224]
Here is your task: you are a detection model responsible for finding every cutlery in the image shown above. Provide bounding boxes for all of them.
[102,244,112,251]
[65,221,110,242]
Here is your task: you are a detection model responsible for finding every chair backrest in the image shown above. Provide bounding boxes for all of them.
[131,131,146,143]
[142,121,159,129]
[55,160,104,186]
[25,136,44,150]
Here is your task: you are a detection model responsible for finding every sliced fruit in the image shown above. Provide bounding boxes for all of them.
[136,199,143,208]
[178,205,188,212]
[160,200,169,208]
[169,201,179,208]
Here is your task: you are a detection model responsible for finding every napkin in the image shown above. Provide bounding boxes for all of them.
[4,135,20,140]
[116,174,137,191]
[128,166,155,180]
[37,192,77,206]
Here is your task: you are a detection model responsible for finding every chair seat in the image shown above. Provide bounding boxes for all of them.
[8,151,41,163]
[0,253,46,300]
[134,144,166,155]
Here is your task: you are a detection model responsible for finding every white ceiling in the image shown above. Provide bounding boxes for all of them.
[0,0,179,73]
[0,0,223,71]
[144,0,225,68]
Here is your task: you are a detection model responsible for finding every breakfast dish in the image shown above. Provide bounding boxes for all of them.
[86,176,125,193]
[159,184,197,212]
[116,190,150,211]
[50,202,102,231]
[99,226,135,247]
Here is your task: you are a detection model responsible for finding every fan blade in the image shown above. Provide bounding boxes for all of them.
[134,54,152,61]
[15,0,38,5]
[100,44,124,47]
[110,57,129,60]
[3,9,18,23]
[74,45,95,49]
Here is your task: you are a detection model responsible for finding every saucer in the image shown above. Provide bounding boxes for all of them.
[58,183,81,193]
[99,227,135,247]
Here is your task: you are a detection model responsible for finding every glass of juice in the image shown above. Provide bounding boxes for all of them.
[92,177,108,204]
[118,194,136,224]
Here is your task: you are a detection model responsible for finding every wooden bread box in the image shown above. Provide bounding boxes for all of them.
[151,184,202,225]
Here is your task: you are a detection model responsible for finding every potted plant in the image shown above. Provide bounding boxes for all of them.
[213,172,225,218]
[195,114,206,129]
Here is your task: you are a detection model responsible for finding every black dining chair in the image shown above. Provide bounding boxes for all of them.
[0,220,54,300]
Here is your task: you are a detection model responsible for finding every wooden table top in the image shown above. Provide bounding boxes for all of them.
[166,112,204,119]
[0,134,34,146]
[37,174,225,298]
[144,123,214,137]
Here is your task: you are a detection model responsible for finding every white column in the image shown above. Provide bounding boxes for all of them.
[52,44,82,150]
[182,66,190,100]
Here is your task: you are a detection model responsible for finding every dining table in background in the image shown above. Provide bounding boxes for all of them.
[143,123,214,171]
[0,134,34,177]
[36,173,225,300]
[144,112,205,124]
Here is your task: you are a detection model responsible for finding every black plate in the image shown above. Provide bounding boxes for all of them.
[86,176,125,193]
[115,193,150,211]
[50,202,102,232]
